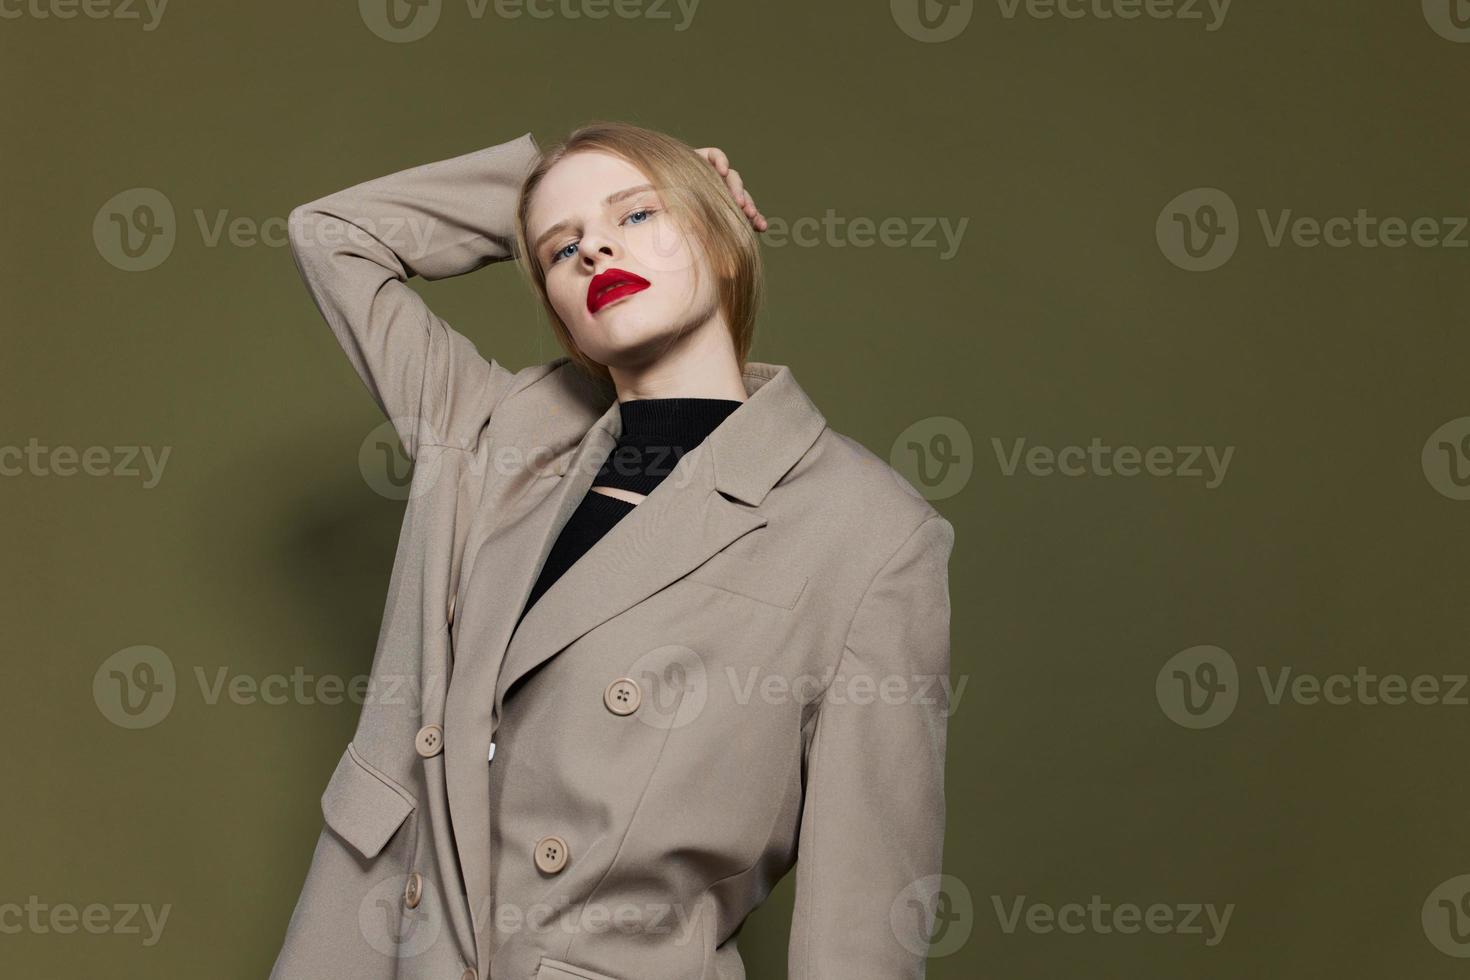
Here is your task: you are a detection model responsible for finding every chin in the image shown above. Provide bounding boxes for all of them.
[583,316,685,366]
[589,300,663,338]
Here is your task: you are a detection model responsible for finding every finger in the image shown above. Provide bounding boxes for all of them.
[701,147,729,176]
[744,193,762,219]
[724,168,746,202]
[742,194,767,230]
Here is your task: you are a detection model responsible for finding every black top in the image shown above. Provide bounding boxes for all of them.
[516,396,743,625]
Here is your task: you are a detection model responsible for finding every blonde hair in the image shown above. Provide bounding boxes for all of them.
[512,121,764,384]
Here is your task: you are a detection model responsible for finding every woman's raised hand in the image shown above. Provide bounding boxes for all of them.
[695,146,769,233]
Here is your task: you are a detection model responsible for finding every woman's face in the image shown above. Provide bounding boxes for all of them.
[527,150,722,370]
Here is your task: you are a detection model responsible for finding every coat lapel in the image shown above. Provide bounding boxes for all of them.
[490,435,765,723]
[492,361,829,722]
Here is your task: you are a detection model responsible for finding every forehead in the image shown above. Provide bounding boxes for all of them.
[527,149,653,238]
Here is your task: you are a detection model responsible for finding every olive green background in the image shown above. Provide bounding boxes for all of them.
[4,1,1469,977]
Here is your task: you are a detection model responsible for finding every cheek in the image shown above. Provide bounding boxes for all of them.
[546,269,586,322]
[625,219,700,277]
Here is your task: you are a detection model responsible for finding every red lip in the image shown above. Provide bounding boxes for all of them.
[587,268,651,314]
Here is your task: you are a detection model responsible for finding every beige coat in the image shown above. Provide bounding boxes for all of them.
[269,131,956,980]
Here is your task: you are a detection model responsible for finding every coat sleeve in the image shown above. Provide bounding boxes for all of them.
[788,514,956,979]
[285,131,542,456]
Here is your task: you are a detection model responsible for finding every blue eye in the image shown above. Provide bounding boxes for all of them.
[548,208,656,266]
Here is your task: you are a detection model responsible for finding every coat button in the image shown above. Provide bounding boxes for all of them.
[461,970,476,980]
[414,724,443,758]
[603,677,641,716]
[534,835,569,874]
[403,872,423,909]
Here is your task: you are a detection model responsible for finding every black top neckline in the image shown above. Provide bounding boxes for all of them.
[593,396,744,495]
[615,396,745,445]
[519,396,744,623]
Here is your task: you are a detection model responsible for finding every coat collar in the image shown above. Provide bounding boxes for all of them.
[706,361,827,506]
[492,359,827,711]
[443,359,825,966]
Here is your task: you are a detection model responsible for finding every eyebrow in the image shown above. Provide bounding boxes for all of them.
[532,183,658,259]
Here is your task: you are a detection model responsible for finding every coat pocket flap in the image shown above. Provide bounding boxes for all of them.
[320,743,416,860]
[686,555,807,610]
[535,956,621,980]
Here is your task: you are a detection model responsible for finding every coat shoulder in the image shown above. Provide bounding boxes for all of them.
[501,355,612,415]
[503,355,573,399]
[793,425,951,547]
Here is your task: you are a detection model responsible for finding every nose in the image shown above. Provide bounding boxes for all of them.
[577,221,620,271]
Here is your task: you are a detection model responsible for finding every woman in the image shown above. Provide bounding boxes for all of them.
[270,122,955,980]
